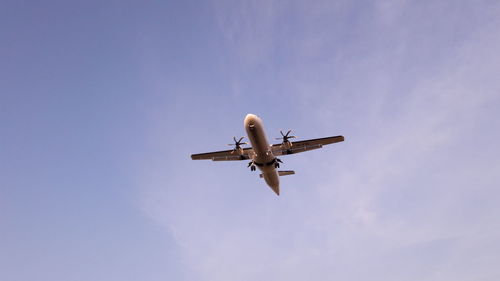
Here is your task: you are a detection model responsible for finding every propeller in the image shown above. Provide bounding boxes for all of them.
[228,136,247,154]
[275,130,296,143]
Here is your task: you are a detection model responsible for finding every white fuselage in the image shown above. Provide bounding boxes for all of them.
[244,114,280,194]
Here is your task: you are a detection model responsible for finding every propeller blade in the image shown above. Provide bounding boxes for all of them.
[229,137,247,149]
[276,130,296,142]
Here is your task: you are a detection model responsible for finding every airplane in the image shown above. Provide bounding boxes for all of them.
[191,114,344,195]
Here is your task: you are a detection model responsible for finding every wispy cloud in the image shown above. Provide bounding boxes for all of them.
[138,1,500,280]
[211,0,278,67]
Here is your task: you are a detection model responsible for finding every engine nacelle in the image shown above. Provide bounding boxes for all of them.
[281,140,292,150]
[276,130,296,149]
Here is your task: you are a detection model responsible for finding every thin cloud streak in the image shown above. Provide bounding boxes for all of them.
[138,1,500,280]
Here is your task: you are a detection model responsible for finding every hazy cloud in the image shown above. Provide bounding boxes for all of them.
[139,1,500,280]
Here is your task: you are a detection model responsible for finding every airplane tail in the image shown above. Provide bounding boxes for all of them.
[278,170,295,176]
[259,170,295,178]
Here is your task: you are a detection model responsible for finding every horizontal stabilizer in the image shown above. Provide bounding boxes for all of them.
[278,170,295,176]
[259,170,295,178]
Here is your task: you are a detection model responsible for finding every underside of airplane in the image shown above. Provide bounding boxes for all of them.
[191,114,344,195]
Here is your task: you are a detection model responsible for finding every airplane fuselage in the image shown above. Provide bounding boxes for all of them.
[244,114,280,194]
[191,114,345,195]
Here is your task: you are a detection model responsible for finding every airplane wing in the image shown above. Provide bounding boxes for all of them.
[191,147,254,161]
[271,135,344,156]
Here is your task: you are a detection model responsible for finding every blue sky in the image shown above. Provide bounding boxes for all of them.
[1,0,500,280]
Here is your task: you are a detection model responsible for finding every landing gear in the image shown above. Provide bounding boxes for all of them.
[248,161,256,171]
[275,158,282,168]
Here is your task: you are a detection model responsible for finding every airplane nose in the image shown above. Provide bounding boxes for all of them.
[244,113,258,127]
[245,113,257,121]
